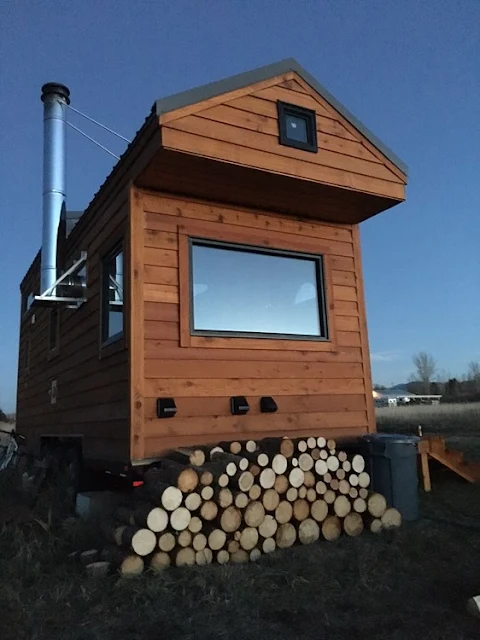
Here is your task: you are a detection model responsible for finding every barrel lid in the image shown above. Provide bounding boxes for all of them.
[363,433,420,444]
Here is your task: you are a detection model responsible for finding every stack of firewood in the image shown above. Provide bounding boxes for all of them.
[92,437,401,576]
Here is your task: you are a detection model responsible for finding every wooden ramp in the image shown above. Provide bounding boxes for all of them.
[418,435,480,491]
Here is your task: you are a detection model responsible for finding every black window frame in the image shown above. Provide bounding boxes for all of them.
[277,101,318,153]
[189,238,329,341]
[48,307,60,355]
[101,242,124,346]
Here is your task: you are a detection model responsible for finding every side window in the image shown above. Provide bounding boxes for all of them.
[101,244,124,344]
[22,292,35,316]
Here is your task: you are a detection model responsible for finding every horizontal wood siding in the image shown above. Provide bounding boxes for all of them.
[136,190,374,459]
[160,72,406,202]
[16,199,131,463]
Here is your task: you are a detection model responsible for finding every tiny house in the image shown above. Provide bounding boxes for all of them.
[16,59,407,472]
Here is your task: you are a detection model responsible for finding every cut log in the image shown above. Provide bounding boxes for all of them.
[274,475,289,494]
[352,455,365,473]
[239,527,259,551]
[121,527,157,556]
[359,488,369,500]
[293,499,310,522]
[381,508,402,529]
[177,529,193,548]
[197,468,214,486]
[85,561,110,578]
[322,515,342,541]
[276,523,297,548]
[188,516,202,533]
[280,438,295,458]
[158,532,176,552]
[248,484,262,501]
[184,492,202,512]
[324,489,336,505]
[311,448,320,461]
[330,479,339,491]
[366,517,383,534]
[150,552,171,572]
[101,547,144,576]
[299,453,314,472]
[217,487,233,509]
[169,447,206,467]
[327,439,336,450]
[315,460,328,476]
[200,501,218,522]
[286,487,298,502]
[230,549,249,564]
[244,501,265,528]
[275,500,293,524]
[297,439,307,453]
[353,498,367,514]
[317,436,326,448]
[259,514,278,539]
[246,440,257,453]
[298,486,307,499]
[307,436,317,449]
[319,449,328,460]
[342,460,352,472]
[159,460,199,493]
[201,486,214,501]
[228,539,240,554]
[132,506,169,533]
[175,547,196,567]
[333,495,352,518]
[259,468,276,490]
[343,512,364,537]
[311,499,328,523]
[170,507,191,531]
[229,441,242,455]
[326,456,340,472]
[211,451,247,473]
[216,550,230,564]
[299,518,320,545]
[336,469,346,480]
[315,481,327,495]
[234,471,254,493]
[234,492,249,509]
[250,549,262,562]
[367,493,387,518]
[245,451,268,467]
[338,480,351,495]
[289,468,305,488]
[220,506,242,533]
[262,488,280,512]
[195,550,207,565]
[349,474,359,487]
[262,537,276,554]
[249,464,261,477]
[159,485,183,511]
[337,451,348,463]
[303,471,316,488]
[208,529,227,551]
[349,487,358,499]
[202,462,230,487]
[306,488,317,503]
[358,472,370,489]
[203,548,213,564]
[209,446,224,456]
[291,458,299,467]
[192,533,207,551]
[272,454,288,475]
[218,474,230,488]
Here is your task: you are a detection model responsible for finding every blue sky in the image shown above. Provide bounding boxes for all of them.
[1,0,479,411]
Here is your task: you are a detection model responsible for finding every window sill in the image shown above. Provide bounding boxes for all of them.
[189,334,336,352]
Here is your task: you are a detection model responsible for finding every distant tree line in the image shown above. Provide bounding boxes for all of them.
[407,353,479,402]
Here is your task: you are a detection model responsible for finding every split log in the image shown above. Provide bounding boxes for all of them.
[359,488,369,500]
[244,501,265,528]
[121,527,156,556]
[303,471,316,488]
[276,523,297,548]
[327,456,340,472]
[170,507,191,531]
[286,487,298,502]
[203,548,213,564]
[239,527,259,551]
[358,472,370,489]
[342,460,352,472]
[293,499,310,522]
[307,437,317,449]
[175,547,196,567]
[177,529,193,547]
[248,484,262,501]
[306,488,317,503]
[271,454,287,475]
[297,440,307,453]
[250,549,262,562]
[230,549,249,563]
[352,455,365,473]
[158,532,176,552]
[201,486,214,501]
[192,533,207,551]
[187,516,202,533]
[338,480,351,495]
[275,500,293,524]
[216,550,230,564]
[262,537,276,554]
[315,460,328,476]
[298,486,307,499]
[367,493,387,518]
[381,508,402,529]
[216,487,233,509]
[200,501,218,522]
[316,436,326,448]
[228,540,240,554]
[315,481,327,495]
[324,489,336,505]
[333,495,352,518]
[343,512,364,537]
[311,499,328,523]
[232,470,254,493]
[208,529,227,551]
[168,448,206,467]
[159,460,198,493]
[259,468,276,490]
[299,518,320,545]
[262,488,280,512]
[280,438,295,458]
[349,487,358,499]
[289,468,305,488]
[322,515,342,541]
[220,506,242,533]
[150,552,171,572]
[234,492,249,509]
[274,475,289,494]
[353,497,367,514]
[330,479,339,491]
[184,493,202,512]
[259,514,278,539]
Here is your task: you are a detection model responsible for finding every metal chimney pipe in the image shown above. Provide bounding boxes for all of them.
[40,82,70,294]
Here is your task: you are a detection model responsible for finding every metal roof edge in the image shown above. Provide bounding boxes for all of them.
[154,57,408,176]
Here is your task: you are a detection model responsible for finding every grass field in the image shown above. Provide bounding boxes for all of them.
[1,405,479,640]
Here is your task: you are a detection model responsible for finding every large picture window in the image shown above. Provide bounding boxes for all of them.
[101,244,124,344]
[190,240,328,340]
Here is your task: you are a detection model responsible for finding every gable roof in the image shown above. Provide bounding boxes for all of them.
[154,58,408,176]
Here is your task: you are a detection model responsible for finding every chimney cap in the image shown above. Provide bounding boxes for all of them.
[41,82,70,105]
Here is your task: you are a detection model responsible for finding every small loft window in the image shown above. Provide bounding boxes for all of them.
[22,292,35,315]
[277,101,318,153]
[49,307,60,354]
[101,244,124,344]
[190,240,328,340]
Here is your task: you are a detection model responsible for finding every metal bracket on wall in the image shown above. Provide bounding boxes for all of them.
[33,252,88,309]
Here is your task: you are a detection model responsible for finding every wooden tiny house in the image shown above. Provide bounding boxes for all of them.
[17,59,407,469]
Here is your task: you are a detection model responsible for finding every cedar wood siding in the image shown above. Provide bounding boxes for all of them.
[16,195,130,463]
[133,189,376,461]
